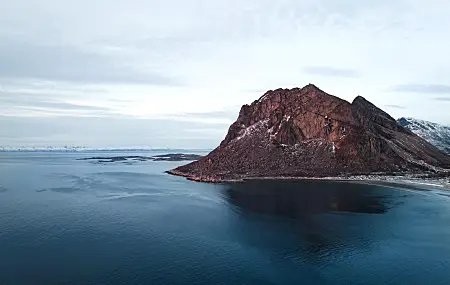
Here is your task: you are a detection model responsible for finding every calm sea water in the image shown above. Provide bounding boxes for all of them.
[1,152,450,285]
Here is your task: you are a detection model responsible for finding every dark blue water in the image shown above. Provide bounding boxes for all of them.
[1,152,450,285]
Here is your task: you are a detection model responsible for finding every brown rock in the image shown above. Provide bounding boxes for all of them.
[169,84,450,182]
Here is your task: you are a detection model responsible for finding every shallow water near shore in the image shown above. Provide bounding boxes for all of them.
[1,151,450,285]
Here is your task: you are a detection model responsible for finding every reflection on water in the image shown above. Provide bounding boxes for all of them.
[222,180,402,258]
[224,180,391,217]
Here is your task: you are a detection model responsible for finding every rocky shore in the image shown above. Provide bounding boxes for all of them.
[167,170,450,191]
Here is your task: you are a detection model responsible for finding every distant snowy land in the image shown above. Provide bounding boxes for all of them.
[0,146,208,153]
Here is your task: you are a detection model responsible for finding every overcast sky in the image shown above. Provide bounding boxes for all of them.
[1,0,450,148]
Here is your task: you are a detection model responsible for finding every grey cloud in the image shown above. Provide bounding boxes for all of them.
[303,66,359,78]
[179,110,238,120]
[17,103,112,113]
[0,39,180,85]
[0,91,57,103]
[244,89,269,95]
[185,128,227,134]
[0,1,406,43]
[132,36,214,51]
[1,97,110,112]
[167,108,240,124]
[390,84,450,94]
[0,92,115,116]
[385,104,406,109]
[434,97,450,102]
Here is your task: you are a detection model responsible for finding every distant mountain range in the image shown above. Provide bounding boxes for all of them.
[398,118,450,154]
[0,146,157,152]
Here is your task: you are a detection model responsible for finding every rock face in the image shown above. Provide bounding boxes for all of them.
[398,117,450,154]
[169,84,450,182]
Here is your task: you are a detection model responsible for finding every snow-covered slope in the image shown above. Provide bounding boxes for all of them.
[398,118,450,154]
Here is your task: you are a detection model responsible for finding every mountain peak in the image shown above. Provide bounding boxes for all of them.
[302,83,322,92]
[352,95,379,109]
[352,95,366,103]
[256,84,324,103]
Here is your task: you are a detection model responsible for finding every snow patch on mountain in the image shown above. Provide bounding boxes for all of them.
[398,117,450,154]
[234,119,270,142]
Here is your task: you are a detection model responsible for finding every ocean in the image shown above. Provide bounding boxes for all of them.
[1,151,450,284]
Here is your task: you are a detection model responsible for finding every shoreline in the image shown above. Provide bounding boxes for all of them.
[166,170,450,191]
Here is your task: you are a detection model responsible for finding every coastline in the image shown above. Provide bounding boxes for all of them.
[166,170,450,191]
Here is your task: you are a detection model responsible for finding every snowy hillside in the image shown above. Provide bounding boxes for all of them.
[398,118,450,154]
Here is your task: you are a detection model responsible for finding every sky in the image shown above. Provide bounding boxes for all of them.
[1,0,450,149]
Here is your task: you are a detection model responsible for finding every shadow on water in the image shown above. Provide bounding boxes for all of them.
[223,180,390,217]
[220,180,402,259]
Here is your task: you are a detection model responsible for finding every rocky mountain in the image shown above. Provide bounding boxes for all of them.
[397,118,450,154]
[169,84,450,182]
